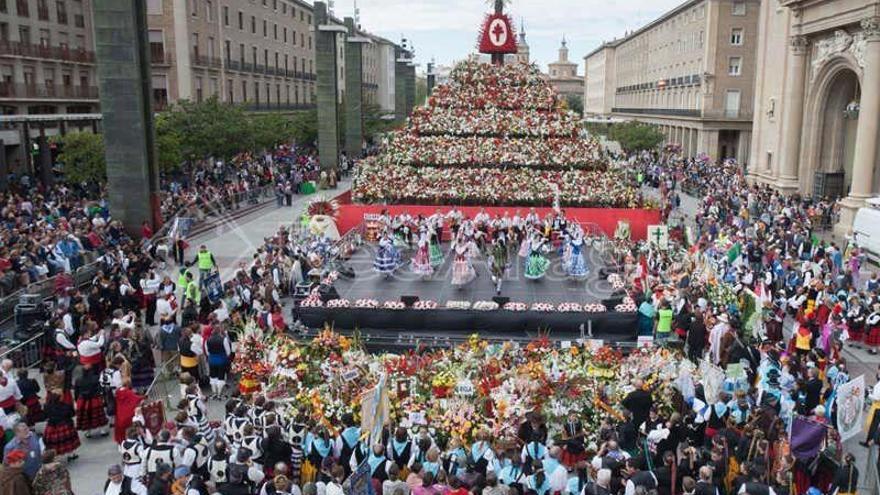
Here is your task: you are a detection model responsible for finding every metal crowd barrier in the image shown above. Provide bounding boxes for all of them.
[144,355,180,408]
[0,332,46,368]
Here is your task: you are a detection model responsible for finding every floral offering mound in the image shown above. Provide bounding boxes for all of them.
[234,328,694,447]
[353,61,638,208]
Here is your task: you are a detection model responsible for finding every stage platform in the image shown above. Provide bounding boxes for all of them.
[333,241,616,306]
[332,192,661,241]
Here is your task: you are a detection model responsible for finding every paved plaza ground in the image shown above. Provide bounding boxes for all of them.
[27,182,875,493]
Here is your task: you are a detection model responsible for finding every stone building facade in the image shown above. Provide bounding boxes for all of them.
[583,0,759,163]
[748,0,880,234]
[0,0,100,166]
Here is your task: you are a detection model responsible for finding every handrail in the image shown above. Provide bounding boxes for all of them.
[144,354,180,407]
[0,185,275,324]
[0,331,46,369]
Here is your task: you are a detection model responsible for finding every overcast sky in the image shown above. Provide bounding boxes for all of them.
[342,0,684,72]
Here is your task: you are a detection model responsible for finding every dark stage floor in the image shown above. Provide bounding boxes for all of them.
[334,242,616,305]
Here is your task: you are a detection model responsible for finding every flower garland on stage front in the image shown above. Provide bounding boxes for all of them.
[233,326,695,446]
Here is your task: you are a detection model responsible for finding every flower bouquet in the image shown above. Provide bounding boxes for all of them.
[383,301,405,310]
[473,301,500,311]
[584,303,607,313]
[503,302,527,311]
[446,300,471,310]
[431,370,456,398]
[354,298,379,309]
[300,295,323,308]
[326,299,350,309]
[530,302,555,312]
[557,302,583,312]
[414,300,438,310]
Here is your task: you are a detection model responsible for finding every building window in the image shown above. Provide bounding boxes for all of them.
[273,24,277,40]
[262,19,267,37]
[146,0,161,14]
[16,0,29,17]
[224,40,231,63]
[190,0,197,17]
[283,27,287,43]
[227,79,233,102]
[730,28,743,45]
[725,89,741,117]
[239,43,244,64]
[36,0,48,20]
[38,28,49,46]
[728,56,742,76]
[223,5,228,25]
[148,30,165,63]
[251,16,256,34]
[238,11,243,30]
[56,1,67,24]
[152,75,168,109]
[765,152,772,171]
[205,0,212,21]
[242,80,247,101]
[191,32,199,58]
[732,1,745,15]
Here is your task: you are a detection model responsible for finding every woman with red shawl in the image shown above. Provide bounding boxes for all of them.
[113,378,144,444]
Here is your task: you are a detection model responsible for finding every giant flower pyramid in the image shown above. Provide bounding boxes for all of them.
[354,61,640,208]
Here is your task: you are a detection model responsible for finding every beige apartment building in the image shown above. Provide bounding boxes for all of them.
[146,0,396,112]
[0,0,100,166]
[748,0,880,235]
[146,0,319,110]
[583,0,759,163]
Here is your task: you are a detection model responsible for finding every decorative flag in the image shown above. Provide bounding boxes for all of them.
[360,374,391,446]
[790,416,827,461]
[836,374,865,442]
[478,13,517,54]
[726,242,741,265]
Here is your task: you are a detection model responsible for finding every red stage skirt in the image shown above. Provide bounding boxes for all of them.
[22,395,45,425]
[865,326,880,347]
[44,422,81,455]
[75,396,108,430]
[848,324,865,343]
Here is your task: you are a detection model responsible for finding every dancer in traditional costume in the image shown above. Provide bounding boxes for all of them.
[43,390,80,461]
[489,237,508,294]
[428,223,444,268]
[524,234,549,281]
[451,235,477,288]
[565,230,589,280]
[374,234,401,277]
[410,229,434,278]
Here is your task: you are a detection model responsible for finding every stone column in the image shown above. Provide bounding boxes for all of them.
[837,18,880,236]
[36,128,53,187]
[94,0,162,235]
[314,2,344,171]
[405,63,416,116]
[344,17,369,159]
[778,35,809,191]
[395,47,409,122]
[0,140,8,191]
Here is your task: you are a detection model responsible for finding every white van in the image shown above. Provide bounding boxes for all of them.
[853,197,880,263]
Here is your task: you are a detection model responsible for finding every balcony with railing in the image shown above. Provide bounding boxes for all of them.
[150,48,172,65]
[611,107,701,118]
[191,53,223,69]
[15,0,28,17]
[0,40,96,63]
[37,4,49,20]
[243,102,315,112]
[0,82,99,99]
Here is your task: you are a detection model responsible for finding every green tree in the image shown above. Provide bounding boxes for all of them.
[158,96,253,161]
[155,111,184,172]
[250,113,292,151]
[53,132,106,183]
[415,77,428,107]
[289,110,318,146]
[565,94,584,116]
[609,121,665,152]
[364,103,394,143]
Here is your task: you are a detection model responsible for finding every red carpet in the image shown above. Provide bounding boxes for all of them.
[335,203,660,240]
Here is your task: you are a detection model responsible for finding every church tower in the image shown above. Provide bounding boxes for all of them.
[515,19,529,64]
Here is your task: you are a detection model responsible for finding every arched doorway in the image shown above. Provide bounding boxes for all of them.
[816,69,860,196]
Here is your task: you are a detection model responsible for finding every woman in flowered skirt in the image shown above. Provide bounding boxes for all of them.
[43,391,80,459]
[865,303,880,354]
